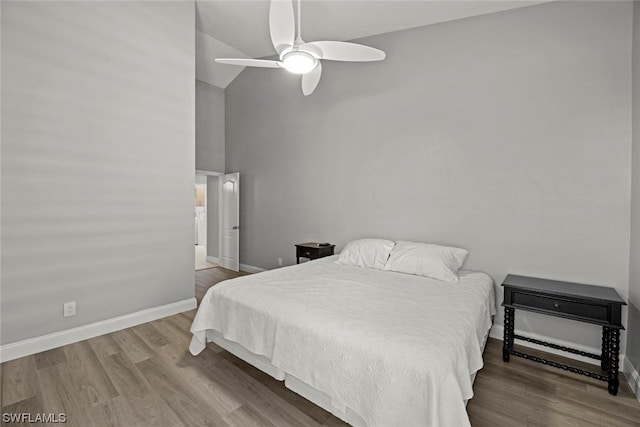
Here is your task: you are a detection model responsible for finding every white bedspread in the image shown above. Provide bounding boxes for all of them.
[190,256,496,427]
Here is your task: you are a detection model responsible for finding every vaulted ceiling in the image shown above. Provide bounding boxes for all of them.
[195,0,548,89]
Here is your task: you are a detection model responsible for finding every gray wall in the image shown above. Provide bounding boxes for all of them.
[207,176,219,259]
[196,79,225,173]
[629,1,640,377]
[226,1,632,351]
[196,80,224,258]
[1,1,195,344]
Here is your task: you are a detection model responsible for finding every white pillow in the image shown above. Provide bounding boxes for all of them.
[336,238,395,270]
[383,241,468,283]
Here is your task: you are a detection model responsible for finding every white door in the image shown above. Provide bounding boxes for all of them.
[219,173,240,271]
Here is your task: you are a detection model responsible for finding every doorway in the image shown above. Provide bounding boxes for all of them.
[195,173,217,270]
[219,172,240,271]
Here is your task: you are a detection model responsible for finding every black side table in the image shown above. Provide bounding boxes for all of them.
[501,274,626,395]
[295,243,335,264]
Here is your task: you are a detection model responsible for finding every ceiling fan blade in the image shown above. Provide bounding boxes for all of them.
[269,0,295,55]
[302,41,385,62]
[301,62,322,96]
[215,58,283,68]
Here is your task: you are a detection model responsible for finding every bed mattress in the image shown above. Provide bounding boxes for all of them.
[190,255,496,427]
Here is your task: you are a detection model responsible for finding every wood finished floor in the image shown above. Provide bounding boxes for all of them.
[1,267,639,427]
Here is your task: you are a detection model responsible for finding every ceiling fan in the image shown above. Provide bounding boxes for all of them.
[215,0,386,96]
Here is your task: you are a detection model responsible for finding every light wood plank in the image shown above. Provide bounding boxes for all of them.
[36,363,91,427]
[468,400,528,427]
[87,333,121,360]
[130,322,169,350]
[1,355,39,407]
[224,403,278,427]
[100,352,184,426]
[468,339,640,426]
[62,340,119,408]
[208,359,322,427]
[150,316,191,349]
[35,347,67,370]
[111,328,154,364]
[229,355,333,425]
[155,341,242,416]
[136,356,231,427]
[1,395,45,423]
[85,396,138,427]
[158,333,222,368]
[166,312,193,333]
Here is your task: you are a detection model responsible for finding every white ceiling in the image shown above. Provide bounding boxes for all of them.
[195,0,548,89]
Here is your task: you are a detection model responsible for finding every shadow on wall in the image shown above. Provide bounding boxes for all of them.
[626,300,640,386]
[628,300,640,375]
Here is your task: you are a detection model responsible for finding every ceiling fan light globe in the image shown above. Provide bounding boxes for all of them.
[282,51,317,74]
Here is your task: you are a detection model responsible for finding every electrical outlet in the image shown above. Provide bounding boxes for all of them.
[63,301,76,318]
[277,257,283,266]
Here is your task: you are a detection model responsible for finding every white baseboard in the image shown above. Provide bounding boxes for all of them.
[206,256,219,264]
[240,263,267,274]
[624,357,640,402]
[0,298,197,363]
[489,324,626,369]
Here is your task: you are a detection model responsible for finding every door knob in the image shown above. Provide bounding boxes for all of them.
[232,226,240,230]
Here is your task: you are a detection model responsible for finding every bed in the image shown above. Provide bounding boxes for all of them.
[189,255,496,427]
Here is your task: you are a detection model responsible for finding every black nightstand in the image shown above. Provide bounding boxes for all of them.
[501,274,626,395]
[295,242,335,264]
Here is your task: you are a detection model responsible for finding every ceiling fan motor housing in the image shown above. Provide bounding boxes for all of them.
[281,49,318,74]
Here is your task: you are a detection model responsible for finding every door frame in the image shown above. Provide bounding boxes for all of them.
[195,170,223,266]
